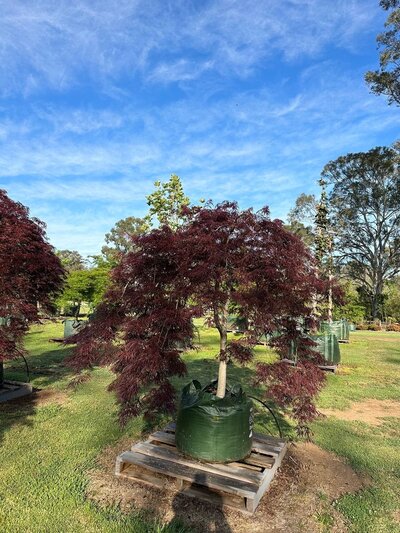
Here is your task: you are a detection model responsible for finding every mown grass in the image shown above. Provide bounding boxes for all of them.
[1,322,399,532]
[312,332,400,533]
[0,322,189,533]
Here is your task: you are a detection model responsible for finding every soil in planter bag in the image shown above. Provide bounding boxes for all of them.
[175,380,253,463]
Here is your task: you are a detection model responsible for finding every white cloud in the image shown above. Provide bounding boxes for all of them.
[1,67,398,193]
[0,139,160,177]
[147,59,215,84]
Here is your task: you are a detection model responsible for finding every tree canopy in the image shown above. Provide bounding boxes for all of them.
[146,174,190,229]
[0,190,65,371]
[101,216,149,265]
[322,146,400,319]
[365,0,400,105]
[57,267,109,316]
[68,202,325,434]
[56,249,85,272]
[286,193,317,248]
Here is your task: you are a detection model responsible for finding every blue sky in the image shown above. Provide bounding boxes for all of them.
[1,0,399,256]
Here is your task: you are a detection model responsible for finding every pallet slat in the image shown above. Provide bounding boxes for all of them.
[243,453,275,468]
[117,450,258,498]
[133,441,264,484]
[149,431,176,446]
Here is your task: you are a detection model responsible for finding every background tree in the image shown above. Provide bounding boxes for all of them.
[68,202,325,435]
[332,281,367,324]
[101,216,149,265]
[100,175,191,268]
[286,193,317,247]
[365,0,400,106]
[322,146,400,319]
[383,276,400,320]
[0,190,64,385]
[56,249,85,272]
[57,267,109,316]
[314,178,334,321]
[146,174,190,229]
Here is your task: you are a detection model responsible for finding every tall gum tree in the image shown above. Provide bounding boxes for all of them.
[365,0,400,106]
[68,202,326,434]
[322,146,400,320]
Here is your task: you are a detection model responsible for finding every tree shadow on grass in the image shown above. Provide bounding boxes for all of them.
[169,472,232,533]
[0,342,75,447]
[4,343,74,389]
[0,392,37,447]
[385,356,400,365]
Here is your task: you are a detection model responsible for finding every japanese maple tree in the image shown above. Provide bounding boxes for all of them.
[0,190,65,385]
[69,202,326,433]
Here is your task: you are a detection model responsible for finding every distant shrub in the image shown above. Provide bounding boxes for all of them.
[356,322,382,331]
[386,323,400,332]
[367,323,382,331]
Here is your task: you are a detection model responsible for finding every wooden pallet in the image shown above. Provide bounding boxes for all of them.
[280,358,337,373]
[115,422,287,514]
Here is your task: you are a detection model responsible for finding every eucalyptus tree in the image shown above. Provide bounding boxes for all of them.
[322,146,400,319]
[366,0,400,106]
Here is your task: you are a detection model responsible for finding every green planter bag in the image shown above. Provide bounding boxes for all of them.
[309,333,341,364]
[176,380,253,463]
[320,319,350,342]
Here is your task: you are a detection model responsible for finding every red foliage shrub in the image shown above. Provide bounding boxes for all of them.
[0,190,65,367]
[255,360,325,438]
[69,202,326,432]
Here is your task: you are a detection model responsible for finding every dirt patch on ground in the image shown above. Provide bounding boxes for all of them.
[3,388,69,410]
[32,389,69,406]
[320,399,400,426]
[87,439,369,533]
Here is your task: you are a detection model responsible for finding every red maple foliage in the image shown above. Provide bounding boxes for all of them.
[255,360,325,438]
[68,202,326,432]
[0,191,65,379]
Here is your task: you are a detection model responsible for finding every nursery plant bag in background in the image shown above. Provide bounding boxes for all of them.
[309,333,341,364]
[176,380,253,463]
[320,319,350,342]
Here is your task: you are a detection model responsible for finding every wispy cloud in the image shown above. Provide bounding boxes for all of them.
[0,0,396,256]
[0,0,381,94]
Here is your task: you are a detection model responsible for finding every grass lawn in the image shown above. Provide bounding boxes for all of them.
[0,322,399,532]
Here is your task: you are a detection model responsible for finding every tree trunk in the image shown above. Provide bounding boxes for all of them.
[0,361,4,388]
[371,277,384,320]
[214,299,229,399]
[327,271,333,323]
[216,329,228,398]
[75,301,81,319]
